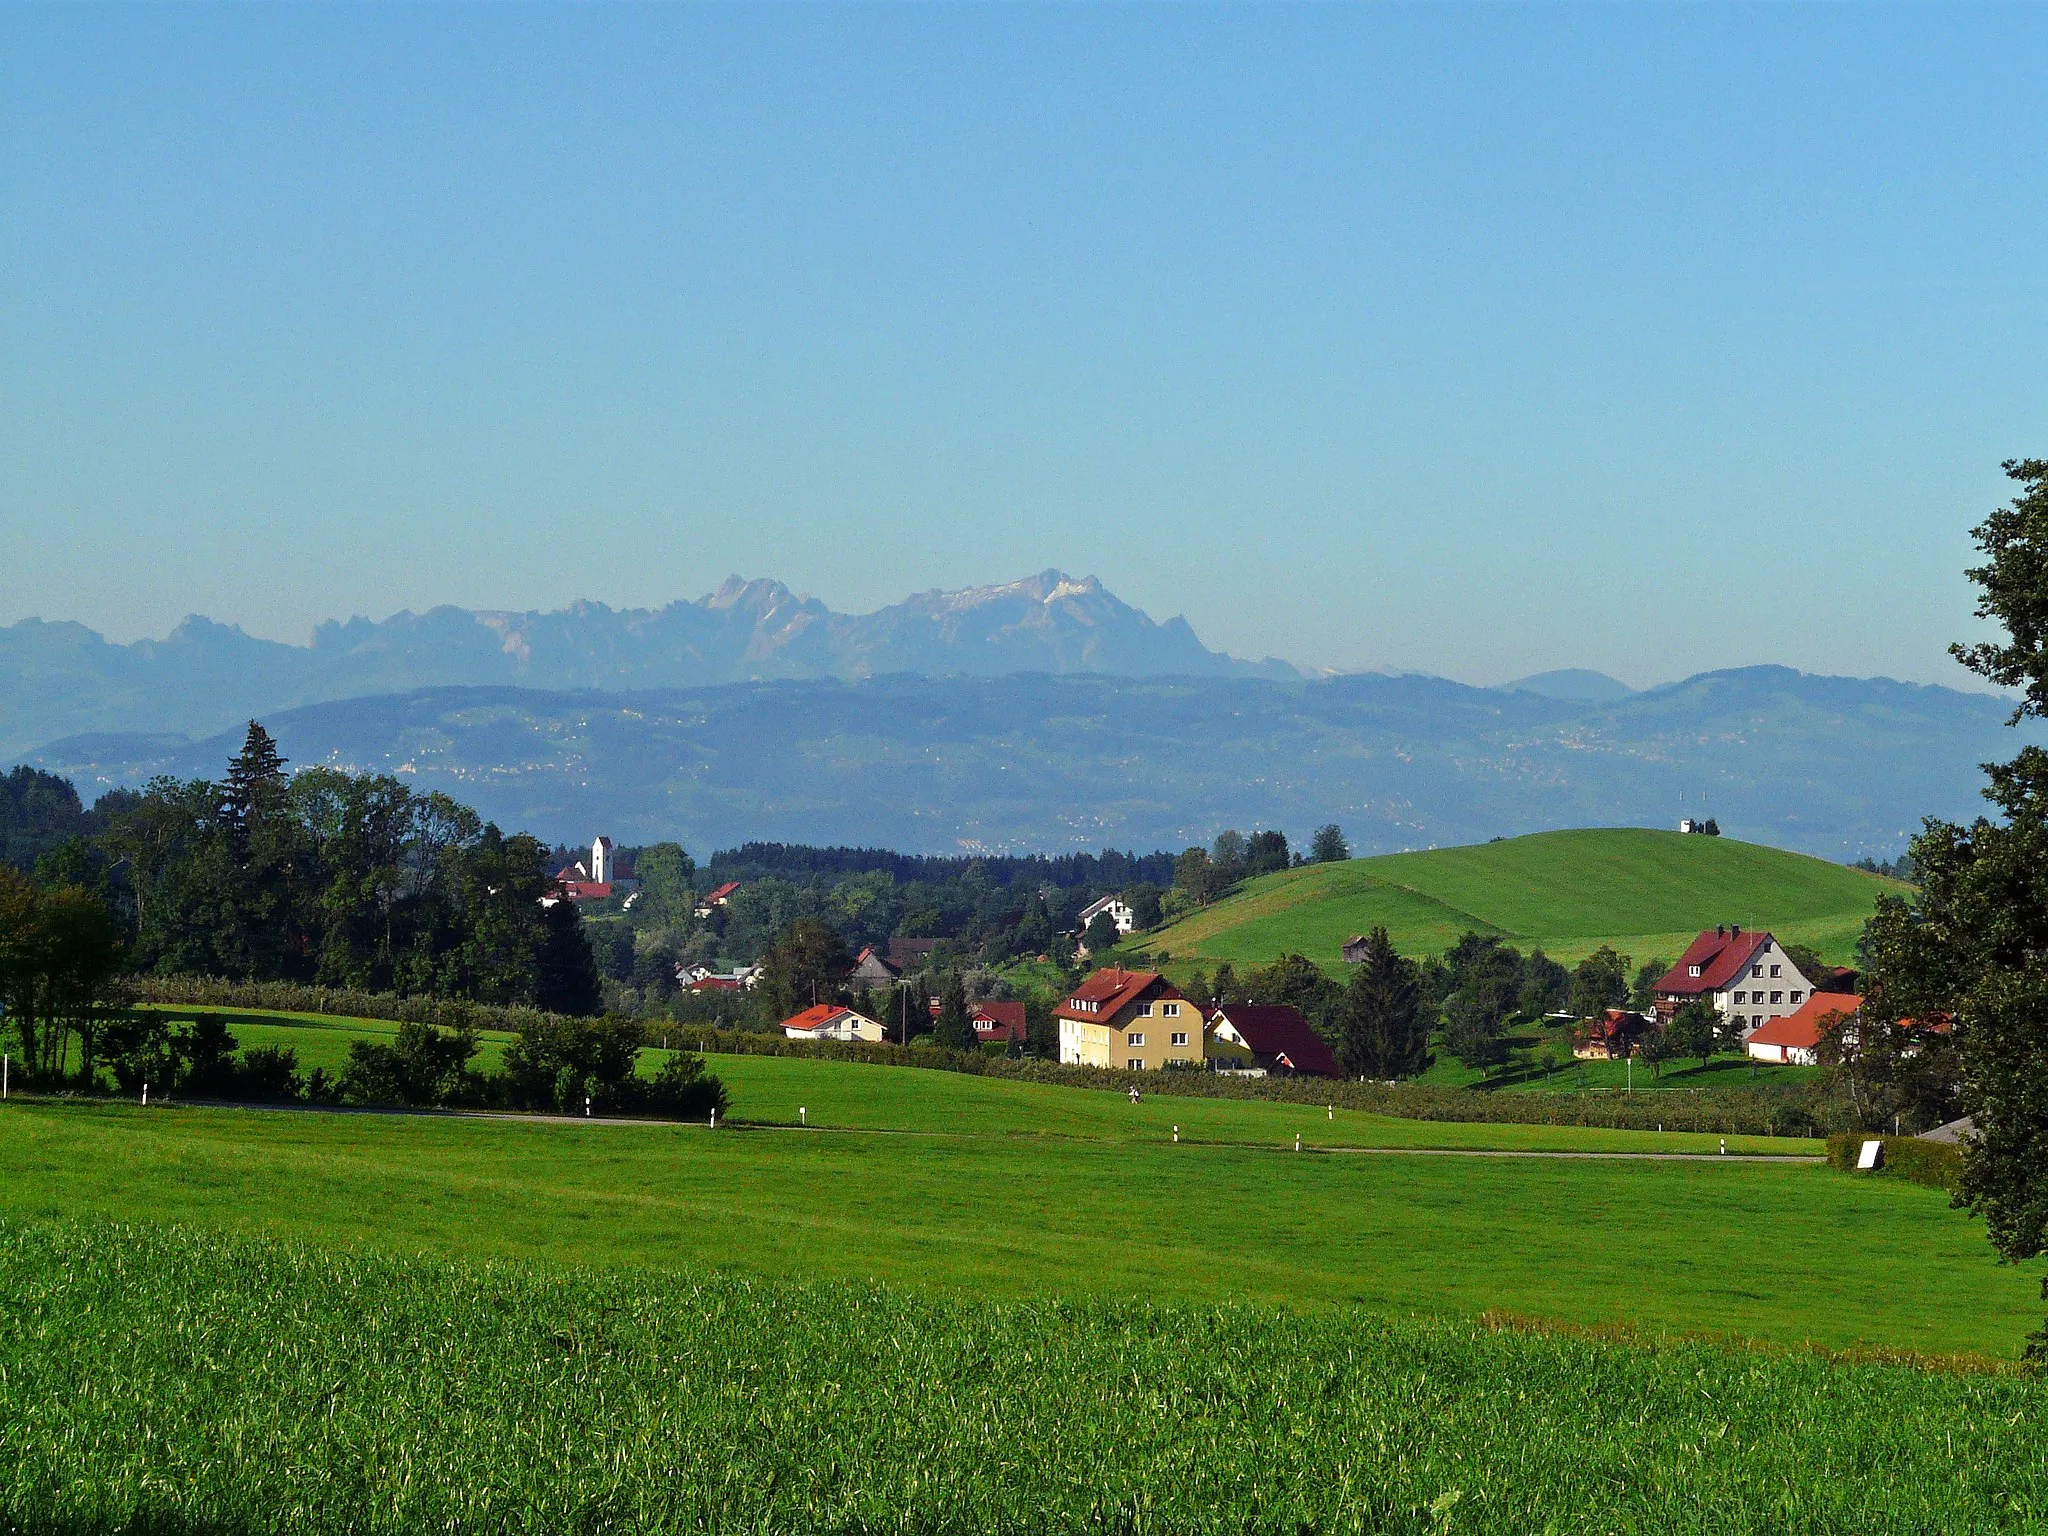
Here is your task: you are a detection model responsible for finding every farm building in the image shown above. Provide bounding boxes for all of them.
[1574,1008,1654,1060]
[1653,926,1816,1039]
[1206,1004,1340,1078]
[1745,993,1863,1065]
[693,881,741,918]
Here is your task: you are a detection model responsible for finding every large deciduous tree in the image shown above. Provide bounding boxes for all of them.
[1860,459,2048,1355]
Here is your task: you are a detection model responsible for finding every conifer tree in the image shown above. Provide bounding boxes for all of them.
[1338,927,1425,1079]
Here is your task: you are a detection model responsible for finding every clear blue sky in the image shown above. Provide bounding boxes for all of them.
[3,4,2042,687]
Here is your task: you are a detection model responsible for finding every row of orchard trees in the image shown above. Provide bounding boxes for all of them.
[99,724,602,1012]
[0,867,126,1083]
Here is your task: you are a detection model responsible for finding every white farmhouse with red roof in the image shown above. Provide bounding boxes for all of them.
[1652,925,1817,1040]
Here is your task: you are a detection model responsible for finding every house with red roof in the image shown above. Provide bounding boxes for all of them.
[1053,968,1200,1070]
[693,882,742,918]
[1573,1008,1654,1061]
[1745,993,1863,1066]
[1206,1004,1340,1078]
[779,1004,886,1043]
[1652,925,1818,1041]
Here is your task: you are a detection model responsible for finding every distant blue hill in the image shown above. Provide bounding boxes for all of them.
[21,666,2033,862]
[1505,668,1637,703]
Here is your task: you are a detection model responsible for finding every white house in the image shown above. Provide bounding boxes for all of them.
[1652,926,1817,1039]
[1076,894,1136,937]
[780,1005,886,1043]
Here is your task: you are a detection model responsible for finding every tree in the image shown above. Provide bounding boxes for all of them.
[1337,927,1425,1079]
[535,898,604,1016]
[1638,1023,1674,1080]
[761,916,852,1016]
[1310,824,1350,864]
[1244,830,1290,878]
[1781,943,1835,991]
[1173,847,1218,906]
[1569,946,1632,1020]
[1082,910,1121,955]
[1699,818,1721,837]
[1859,460,2048,1353]
[1210,830,1247,885]
[632,842,697,928]
[1124,886,1164,932]
[1441,987,1507,1074]
[1666,998,1719,1066]
[1629,958,1669,1011]
[932,972,975,1051]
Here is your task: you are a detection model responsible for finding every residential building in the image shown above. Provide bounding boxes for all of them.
[848,946,904,990]
[1652,926,1816,1039]
[924,997,1028,1045]
[1054,969,1200,1070]
[780,1005,887,1043]
[1075,895,1135,937]
[1206,1004,1339,1077]
[886,937,939,972]
[1574,1008,1653,1060]
[693,881,741,918]
[1745,993,1863,1066]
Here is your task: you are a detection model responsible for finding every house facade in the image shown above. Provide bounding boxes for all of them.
[1744,993,1863,1065]
[1652,926,1816,1040]
[1076,895,1136,937]
[780,1005,886,1043]
[970,1000,1027,1046]
[1206,1004,1340,1077]
[848,946,903,990]
[1054,969,1201,1070]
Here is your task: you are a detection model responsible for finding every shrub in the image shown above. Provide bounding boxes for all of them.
[1825,1134,1964,1193]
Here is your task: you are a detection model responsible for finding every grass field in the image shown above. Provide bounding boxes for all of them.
[1147,827,1908,970]
[4,1219,2042,1535]
[1,1087,2032,1356]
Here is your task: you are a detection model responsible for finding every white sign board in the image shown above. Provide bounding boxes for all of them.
[1857,1139,1884,1171]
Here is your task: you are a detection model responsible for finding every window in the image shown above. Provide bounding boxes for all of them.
[1171,1032,1189,1047]
[1136,1002,1152,1017]
[1127,1058,1144,1071]
[1162,1002,1179,1017]
[1688,965,1702,977]
[1770,964,1782,978]
[1790,990,1804,1003]
[1127,1032,1144,1047]
[1752,966,1763,978]
[1733,991,1746,1004]
[1770,991,1783,1005]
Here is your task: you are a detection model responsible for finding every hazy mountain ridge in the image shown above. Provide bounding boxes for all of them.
[0,571,1290,758]
[23,665,2034,861]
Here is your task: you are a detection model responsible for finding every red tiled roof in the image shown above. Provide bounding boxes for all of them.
[1053,968,1176,1023]
[1655,928,1772,996]
[971,1001,1027,1039]
[555,880,612,900]
[781,1004,851,1035]
[701,882,741,904]
[1209,1004,1342,1078]
[1748,993,1863,1052]
[687,976,741,993]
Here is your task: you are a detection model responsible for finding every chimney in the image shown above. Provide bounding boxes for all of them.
[1731,924,1741,937]
[1716,924,1726,938]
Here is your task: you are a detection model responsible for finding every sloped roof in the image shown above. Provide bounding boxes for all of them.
[971,1000,1027,1030]
[1209,1004,1341,1078]
[781,1004,877,1035]
[701,882,741,904]
[1748,993,1864,1052]
[1655,928,1772,996]
[1054,968,1174,1022]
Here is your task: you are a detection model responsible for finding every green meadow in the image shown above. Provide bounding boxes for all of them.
[6,1049,2042,1534]
[1149,827,1907,970]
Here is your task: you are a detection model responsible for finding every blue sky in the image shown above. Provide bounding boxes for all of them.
[3,4,2043,687]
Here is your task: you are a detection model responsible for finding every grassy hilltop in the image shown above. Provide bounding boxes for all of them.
[1149,827,1909,970]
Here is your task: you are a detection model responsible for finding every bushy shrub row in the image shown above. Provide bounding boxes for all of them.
[1825,1133,1965,1192]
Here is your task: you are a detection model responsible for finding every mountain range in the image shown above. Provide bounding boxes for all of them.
[0,570,1292,760]
[19,666,2032,862]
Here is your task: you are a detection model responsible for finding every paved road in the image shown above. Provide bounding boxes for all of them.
[8,1094,1821,1161]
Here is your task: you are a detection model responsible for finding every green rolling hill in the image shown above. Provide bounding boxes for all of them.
[1146,828,1909,971]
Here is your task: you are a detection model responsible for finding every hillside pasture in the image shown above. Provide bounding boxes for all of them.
[1149,827,1908,970]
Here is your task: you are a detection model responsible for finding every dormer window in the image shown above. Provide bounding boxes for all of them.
[1688,965,1702,977]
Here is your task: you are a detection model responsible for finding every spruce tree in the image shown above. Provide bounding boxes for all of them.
[933,972,975,1051]
[1338,927,1423,1079]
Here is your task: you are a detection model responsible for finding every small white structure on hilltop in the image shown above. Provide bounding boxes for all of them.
[591,835,615,884]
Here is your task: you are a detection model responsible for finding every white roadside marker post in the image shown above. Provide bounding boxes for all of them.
[1327,1105,1333,1120]
[142,1082,148,1107]
[709,1106,717,1131]
[800,1107,807,1127]
[1720,1138,1727,1156]
[1295,1132,1302,1153]
[1172,1125,1179,1143]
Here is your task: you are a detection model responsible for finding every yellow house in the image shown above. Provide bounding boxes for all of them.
[1054,969,1202,1070]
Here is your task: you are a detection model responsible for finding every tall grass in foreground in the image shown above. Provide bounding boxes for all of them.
[0,1221,2041,1534]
